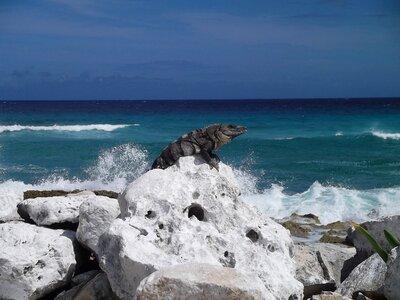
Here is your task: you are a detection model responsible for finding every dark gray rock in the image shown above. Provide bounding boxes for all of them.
[336,253,387,298]
[347,216,400,258]
[55,272,118,300]
[294,243,355,298]
[384,247,400,300]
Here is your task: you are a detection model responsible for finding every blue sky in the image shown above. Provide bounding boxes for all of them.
[1,0,399,100]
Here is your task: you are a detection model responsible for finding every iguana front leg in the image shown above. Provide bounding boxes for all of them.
[200,149,219,171]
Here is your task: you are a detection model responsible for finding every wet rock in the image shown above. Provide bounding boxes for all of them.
[319,230,347,244]
[135,263,270,300]
[319,221,351,245]
[300,213,321,223]
[17,191,113,226]
[311,291,351,300]
[24,190,81,200]
[384,247,400,300]
[24,189,119,200]
[282,221,311,238]
[294,243,355,298]
[277,215,350,245]
[99,156,303,300]
[277,213,321,242]
[93,190,119,199]
[335,253,387,298]
[76,195,120,254]
[322,221,349,231]
[290,213,321,225]
[0,222,77,300]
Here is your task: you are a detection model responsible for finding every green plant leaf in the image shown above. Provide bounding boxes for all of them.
[384,230,400,248]
[350,221,389,262]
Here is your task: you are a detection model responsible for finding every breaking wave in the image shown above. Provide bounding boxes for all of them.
[0,124,138,133]
[234,169,400,224]
[370,131,400,140]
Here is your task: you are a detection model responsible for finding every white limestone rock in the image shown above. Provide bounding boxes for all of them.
[0,221,77,300]
[347,216,400,257]
[135,263,270,300]
[294,243,356,298]
[384,246,400,300]
[76,196,120,253]
[0,188,24,222]
[335,253,387,297]
[17,191,111,226]
[99,156,303,300]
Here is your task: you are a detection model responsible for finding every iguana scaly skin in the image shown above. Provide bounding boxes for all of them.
[151,124,247,171]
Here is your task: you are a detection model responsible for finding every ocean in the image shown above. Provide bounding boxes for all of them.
[1,99,400,224]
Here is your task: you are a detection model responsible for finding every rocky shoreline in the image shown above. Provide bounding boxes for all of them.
[1,156,399,299]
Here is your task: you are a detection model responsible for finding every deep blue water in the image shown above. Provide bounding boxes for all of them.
[1,99,400,223]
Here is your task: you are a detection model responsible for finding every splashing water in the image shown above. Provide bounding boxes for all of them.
[86,143,149,184]
[0,144,149,193]
[1,142,400,224]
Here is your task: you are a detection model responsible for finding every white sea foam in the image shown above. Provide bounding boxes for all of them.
[370,131,400,140]
[232,166,400,224]
[335,131,343,136]
[0,124,138,133]
[1,147,399,224]
[241,180,400,224]
[275,138,295,141]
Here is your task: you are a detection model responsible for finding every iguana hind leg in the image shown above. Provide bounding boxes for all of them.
[210,153,220,163]
[200,149,219,171]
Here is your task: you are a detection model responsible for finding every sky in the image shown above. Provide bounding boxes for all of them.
[0,0,399,100]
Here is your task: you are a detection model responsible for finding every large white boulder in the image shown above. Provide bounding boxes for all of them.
[384,247,400,300]
[99,156,303,300]
[0,222,77,300]
[0,188,23,222]
[17,191,111,226]
[335,253,387,297]
[135,263,270,300]
[76,196,120,254]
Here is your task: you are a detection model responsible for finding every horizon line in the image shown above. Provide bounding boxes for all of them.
[2,96,400,102]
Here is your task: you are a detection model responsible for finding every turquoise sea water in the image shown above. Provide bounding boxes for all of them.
[1,99,400,223]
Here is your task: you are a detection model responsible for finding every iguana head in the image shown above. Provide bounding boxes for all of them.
[207,124,247,149]
[219,124,247,138]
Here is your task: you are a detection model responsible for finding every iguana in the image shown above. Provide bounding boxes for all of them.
[151,124,247,171]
